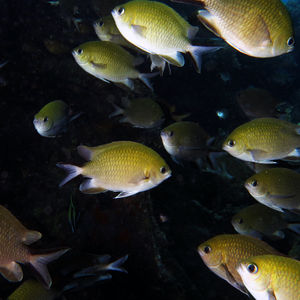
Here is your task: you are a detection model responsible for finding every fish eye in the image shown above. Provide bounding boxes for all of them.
[287,37,295,47]
[77,48,83,55]
[247,263,258,274]
[238,218,243,224]
[160,166,167,174]
[43,117,48,122]
[203,246,211,254]
[168,131,173,137]
[117,7,125,15]
[98,20,104,27]
[251,180,258,187]
[228,140,235,147]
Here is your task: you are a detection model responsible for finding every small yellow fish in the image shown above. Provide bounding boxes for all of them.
[33,100,80,138]
[223,118,300,163]
[0,205,69,288]
[160,121,211,162]
[112,0,218,72]
[245,168,300,214]
[237,255,300,300]
[72,41,156,90]
[172,0,294,57]
[94,15,170,75]
[110,97,164,128]
[57,141,171,198]
[8,280,58,300]
[197,234,282,294]
[232,203,300,239]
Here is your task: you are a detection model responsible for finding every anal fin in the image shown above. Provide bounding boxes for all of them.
[79,179,107,194]
[0,262,23,282]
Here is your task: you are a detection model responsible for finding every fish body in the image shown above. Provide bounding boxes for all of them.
[244,168,300,214]
[161,121,211,161]
[223,118,300,163]
[94,15,168,75]
[57,141,171,198]
[0,205,69,288]
[231,203,300,239]
[197,234,282,294]
[174,0,294,57]
[112,0,218,72]
[110,97,164,128]
[72,41,155,90]
[33,100,80,138]
[236,87,280,119]
[237,255,300,300]
[8,280,58,300]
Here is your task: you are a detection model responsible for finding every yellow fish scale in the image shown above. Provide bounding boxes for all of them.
[234,118,300,156]
[81,141,165,190]
[244,255,300,299]
[122,0,191,51]
[0,206,30,265]
[199,234,281,289]
[200,0,293,57]
[81,41,139,81]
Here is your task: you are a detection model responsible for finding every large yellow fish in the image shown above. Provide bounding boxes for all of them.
[223,118,300,163]
[112,0,218,72]
[232,203,300,240]
[237,255,300,300]
[72,41,156,90]
[245,168,300,214]
[0,205,69,288]
[57,141,171,198]
[197,234,282,294]
[171,0,294,58]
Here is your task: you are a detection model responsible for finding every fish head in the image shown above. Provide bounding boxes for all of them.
[244,175,268,199]
[222,134,246,158]
[148,163,171,186]
[93,18,108,39]
[160,128,177,155]
[237,257,271,298]
[94,16,117,41]
[197,242,223,269]
[111,3,133,37]
[33,114,53,136]
[270,31,295,57]
[72,44,93,67]
[231,213,249,235]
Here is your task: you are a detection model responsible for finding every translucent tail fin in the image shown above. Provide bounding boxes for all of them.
[56,163,82,187]
[139,72,159,91]
[29,248,70,289]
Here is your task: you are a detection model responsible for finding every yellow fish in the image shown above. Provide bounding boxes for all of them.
[112,0,218,72]
[57,141,171,198]
[171,0,294,57]
[0,205,69,288]
[232,203,300,240]
[237,255,300,300]
[94,16,168,75]
[245,168,300,214]
[223,118,300,163]
[8,280,58,300]
[72,41,156,90]
[197,234,282,295]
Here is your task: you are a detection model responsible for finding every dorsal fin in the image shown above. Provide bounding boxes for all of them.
[22,230,42,245]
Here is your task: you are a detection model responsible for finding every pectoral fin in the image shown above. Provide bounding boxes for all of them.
[128,171,150,185]
[197,10,221,37]
[267,289,276,300]
[269,193,296,200]
[248,149,276,164]
[131,24,147,37]
[91,62,107,70]
[0,262,23,282]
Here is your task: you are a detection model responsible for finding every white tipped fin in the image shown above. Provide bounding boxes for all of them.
[287,148,300,158]
[22,230,42,245]
[161,52,185,67]
[56,164,82,187]
[79,179,107,194]
[114,190,140,199]
[0,262,23,282]
[121,78,134,90]
[139,72,159,91]
[188,45,221,73]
